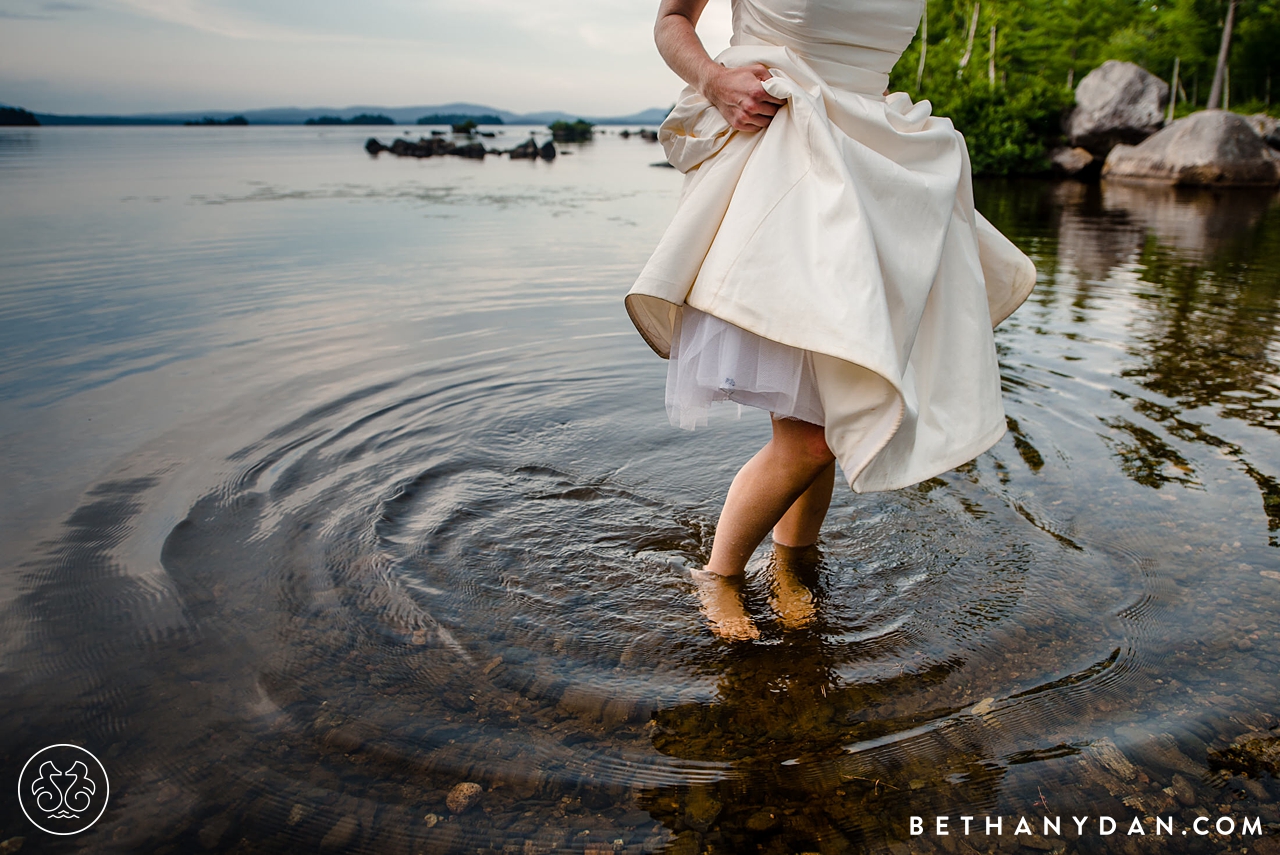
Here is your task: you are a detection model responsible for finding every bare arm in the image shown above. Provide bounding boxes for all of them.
[655,0,785,131]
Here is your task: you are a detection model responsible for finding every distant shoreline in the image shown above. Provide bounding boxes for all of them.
[6,102,672,128]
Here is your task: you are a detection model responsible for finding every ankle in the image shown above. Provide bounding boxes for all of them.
[691,566,743,582]
[772,534,818,550]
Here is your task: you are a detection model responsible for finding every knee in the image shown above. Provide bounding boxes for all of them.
[800,426,836,468]
[775,418,835,469]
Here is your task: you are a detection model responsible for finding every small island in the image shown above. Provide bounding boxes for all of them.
[416,113,504,127]
[0,106,40,126]
[184,115,249,126]
[305,114,395,126]
[548,119,594,142]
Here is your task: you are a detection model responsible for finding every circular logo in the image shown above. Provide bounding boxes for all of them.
[17,744,110,835]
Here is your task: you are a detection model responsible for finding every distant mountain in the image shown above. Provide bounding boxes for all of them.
[27,102,672,127]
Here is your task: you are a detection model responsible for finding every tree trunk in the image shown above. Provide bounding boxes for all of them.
[1166,56,1179,124]
[1206,0,1237,110]
[988,25,996,86]
[957,3,980,76]
[916,1,928,90]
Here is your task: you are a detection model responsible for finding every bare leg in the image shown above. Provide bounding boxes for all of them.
[770,543,821,629]
[774,460,835,548]
[704,417,835,577]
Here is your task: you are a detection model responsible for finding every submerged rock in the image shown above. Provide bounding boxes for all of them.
[539,140,557,161]
[681,789,722,832]
[319,815,361,852]
[1169,773,1198,806]
[197,815,231,850]
[1208,729,1280,777]
[1065,60,1169,156]
[1084,737,1138,781]
[1104,110,1280,186]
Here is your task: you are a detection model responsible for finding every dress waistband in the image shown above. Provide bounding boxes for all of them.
[726,37,888,98]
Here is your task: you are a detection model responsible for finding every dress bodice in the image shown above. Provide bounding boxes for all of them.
[731,0,924,93]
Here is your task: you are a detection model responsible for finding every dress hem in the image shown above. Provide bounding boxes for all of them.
[850,417,1007,493]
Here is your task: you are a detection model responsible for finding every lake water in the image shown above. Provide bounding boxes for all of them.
[1,125,1279,854]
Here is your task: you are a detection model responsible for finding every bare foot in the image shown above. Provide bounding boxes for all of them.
[690,568,760,641]
[769,545,818,630]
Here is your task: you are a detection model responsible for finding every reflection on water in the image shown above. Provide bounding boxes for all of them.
[2,129,1279,854]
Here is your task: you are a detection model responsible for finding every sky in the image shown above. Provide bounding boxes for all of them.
[0,0,734,116]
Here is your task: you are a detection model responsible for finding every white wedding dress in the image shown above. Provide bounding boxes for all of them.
[626,0,1036,492]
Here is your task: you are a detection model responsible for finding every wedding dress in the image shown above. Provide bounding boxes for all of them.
[625,0,1036,492]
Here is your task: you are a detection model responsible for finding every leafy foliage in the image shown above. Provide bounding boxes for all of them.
[887,0,1280,173]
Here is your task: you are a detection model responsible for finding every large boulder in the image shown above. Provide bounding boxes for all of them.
[1245,113,1280,150]
[1065,60,1169,156]
[1103,110,1280,186]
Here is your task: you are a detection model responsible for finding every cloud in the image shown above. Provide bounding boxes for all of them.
[0,0,733,115]
[105,0,397,44]
[0,0,89,16]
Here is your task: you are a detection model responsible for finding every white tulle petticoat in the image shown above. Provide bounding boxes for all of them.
[665,305,826,429]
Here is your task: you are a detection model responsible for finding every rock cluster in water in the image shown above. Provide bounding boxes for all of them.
[1051,60,1280,186]
[365,135,556,161]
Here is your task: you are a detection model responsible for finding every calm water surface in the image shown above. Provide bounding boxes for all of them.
[1,126,1279,854]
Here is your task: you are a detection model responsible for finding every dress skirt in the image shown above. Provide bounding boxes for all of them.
[624,0,1037,492]
[666,305,825,429]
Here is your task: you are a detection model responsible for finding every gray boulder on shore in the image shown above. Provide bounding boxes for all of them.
[1103,110,1280,186]
[1245,114,1280,151]
[1065,60,1169,157]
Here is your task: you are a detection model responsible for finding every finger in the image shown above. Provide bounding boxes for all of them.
[751,101,779,117]
[749,64,772,80]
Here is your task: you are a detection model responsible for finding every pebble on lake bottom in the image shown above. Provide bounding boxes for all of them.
[446,781,484,814]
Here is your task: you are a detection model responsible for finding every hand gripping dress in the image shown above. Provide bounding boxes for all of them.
[624,0,1037,493]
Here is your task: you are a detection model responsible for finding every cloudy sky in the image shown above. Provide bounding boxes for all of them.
[0,0,734,115]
